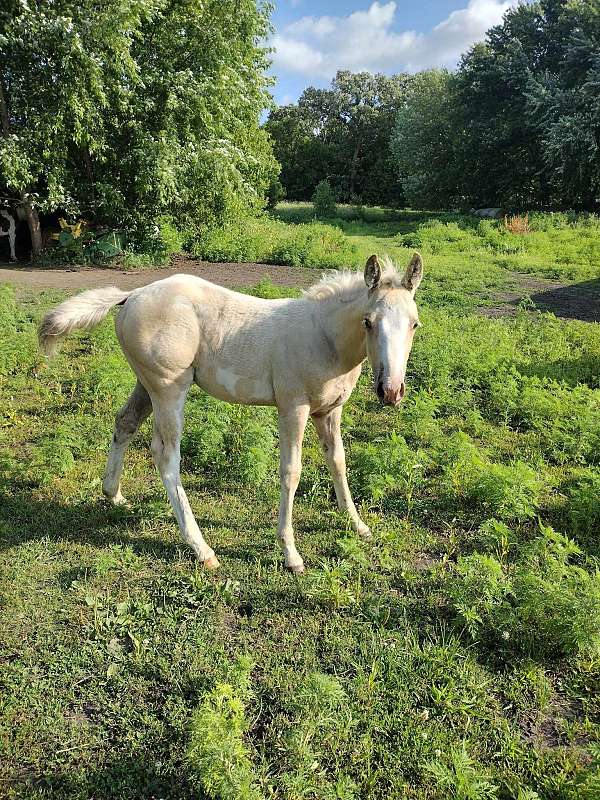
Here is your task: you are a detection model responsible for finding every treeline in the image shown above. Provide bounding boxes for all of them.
[0,0,277,256]
[267,0,600,212]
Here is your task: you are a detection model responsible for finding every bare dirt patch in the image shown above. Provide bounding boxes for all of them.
[483,273,600,323]
[2,257,599,323]
[0,255,315,293]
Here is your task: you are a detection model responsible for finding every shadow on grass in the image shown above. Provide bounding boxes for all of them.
[0,489,185,560]
[9,755,201,800]
[528,278,600,323]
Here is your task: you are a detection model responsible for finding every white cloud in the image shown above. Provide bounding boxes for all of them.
[271,0,513,79]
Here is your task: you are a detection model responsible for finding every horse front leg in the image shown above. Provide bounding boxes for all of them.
[277,403,310,573]
[312,405,371,540]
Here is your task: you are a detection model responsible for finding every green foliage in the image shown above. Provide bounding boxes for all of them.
[181,393,278,492]
[388,1,600,210]
[50,228,125,265]
[439,432,542,521]
[187,656,264,800]
[391,69,459,210]
[266,71,407,205]
[312,180,337,219]
[446,524,600,658]
[564,470,600,553]
[194,216,358,269]
[423,743,498,799]
[0,0,277,242]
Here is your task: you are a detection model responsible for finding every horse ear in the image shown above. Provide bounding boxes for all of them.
[401,252,423,294]
[364,255,381,291]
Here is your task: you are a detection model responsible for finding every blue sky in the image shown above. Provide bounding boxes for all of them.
[269,1,517,104]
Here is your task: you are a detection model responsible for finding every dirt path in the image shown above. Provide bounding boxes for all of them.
[0,255,314,292]
[483,274,600,323]
[2,256,598,322]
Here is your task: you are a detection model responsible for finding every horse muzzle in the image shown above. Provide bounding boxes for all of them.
[376,380,405,406]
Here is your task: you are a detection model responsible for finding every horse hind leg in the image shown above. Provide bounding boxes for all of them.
[149,378,219,568]
[103,381,152,506]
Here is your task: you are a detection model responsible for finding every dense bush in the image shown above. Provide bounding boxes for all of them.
[312,180,337,219]
[445,524,600,658]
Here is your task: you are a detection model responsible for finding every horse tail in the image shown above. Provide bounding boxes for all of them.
[39,286,130,357]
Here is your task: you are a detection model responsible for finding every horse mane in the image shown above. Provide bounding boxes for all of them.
[304,255,403,302]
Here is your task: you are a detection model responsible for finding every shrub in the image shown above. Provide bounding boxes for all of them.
[187,656,263,800]
[445,524,600,658]
[155,216,187,254]
[504,214,530,234]
[312,179,337,218]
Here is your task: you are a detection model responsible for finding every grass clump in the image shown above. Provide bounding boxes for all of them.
[445,524,600,658]
[187,656,264,800]
[423,743,498,800]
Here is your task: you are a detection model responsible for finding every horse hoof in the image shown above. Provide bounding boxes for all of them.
[358,525,372,541]
[203,556,220,570]
[106,493,130,508]
[287,562,305,574]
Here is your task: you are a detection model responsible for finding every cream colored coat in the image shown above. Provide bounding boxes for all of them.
[39,253,423,572]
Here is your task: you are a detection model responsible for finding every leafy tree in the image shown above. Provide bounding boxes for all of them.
[452,0,599,210]
[525,0,600,208]
[265,103,328,201]
[266,71,408,205]
[390,70,460,209]
[312,180,336,218]
[0,0,277,257]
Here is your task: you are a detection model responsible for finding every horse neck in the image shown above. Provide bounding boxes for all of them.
[319,288,368,372]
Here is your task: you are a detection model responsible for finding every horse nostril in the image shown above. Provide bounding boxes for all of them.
[399,382,406,399]
[376,381,385,401]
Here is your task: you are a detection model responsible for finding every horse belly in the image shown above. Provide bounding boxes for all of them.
[194,364,275,406]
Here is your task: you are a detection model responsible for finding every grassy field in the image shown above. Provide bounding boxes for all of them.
[196,203,600,283]
[2,211,600,799]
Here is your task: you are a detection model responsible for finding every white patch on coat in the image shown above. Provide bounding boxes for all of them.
[215,366,240,396]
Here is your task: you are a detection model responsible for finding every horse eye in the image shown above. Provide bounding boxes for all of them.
[413,321,420,330]
[363,318,372,330]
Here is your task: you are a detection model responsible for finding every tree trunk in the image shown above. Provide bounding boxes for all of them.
[348,135,362,201]
[0,76,42,259]
[21,196,42,259]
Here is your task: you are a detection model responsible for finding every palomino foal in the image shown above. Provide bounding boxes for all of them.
[39,253,423,572]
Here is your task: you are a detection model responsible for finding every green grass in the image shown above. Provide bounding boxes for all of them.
[193,205,600,307]
[2,235,600,798]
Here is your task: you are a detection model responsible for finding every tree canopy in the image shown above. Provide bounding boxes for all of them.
[266,71,408,206]
[392,0,600,211]
[0,0,277,255]
[271,0,599,212]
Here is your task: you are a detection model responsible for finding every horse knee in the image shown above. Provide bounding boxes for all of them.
[331,452,346,474]
[281,465,301,489]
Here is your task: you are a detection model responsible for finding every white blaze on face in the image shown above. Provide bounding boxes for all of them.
[378,309,411,387]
